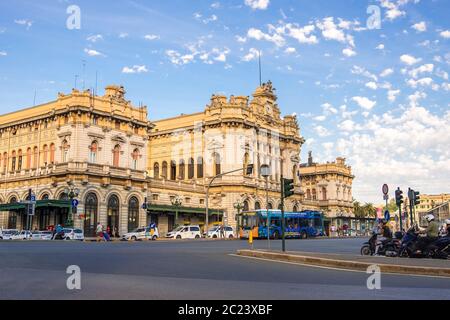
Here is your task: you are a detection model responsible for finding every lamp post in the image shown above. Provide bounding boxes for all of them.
[64,185,80,228]
[171,196,183,226]
[205,165,254,233]
[260,164,271,249]
[234,200,244,238]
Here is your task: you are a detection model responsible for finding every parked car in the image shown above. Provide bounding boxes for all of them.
[31,231,53,241]
[166,225,202,240]
[62,228,85,241]
[0,229,18,240]
[122,227,159,241]
[205,225,235,239]
[7,230,33,240]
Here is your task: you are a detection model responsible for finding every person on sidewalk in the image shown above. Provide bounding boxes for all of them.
[96,222,104,242]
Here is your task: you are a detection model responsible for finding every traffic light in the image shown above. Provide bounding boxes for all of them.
[395,188,404,207]
[283,178,295,199]
[413,191,420,206]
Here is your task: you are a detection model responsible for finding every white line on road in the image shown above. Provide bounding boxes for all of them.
[229,254,450,280]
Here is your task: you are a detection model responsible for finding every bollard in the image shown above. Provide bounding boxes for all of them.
[249,230,254,250]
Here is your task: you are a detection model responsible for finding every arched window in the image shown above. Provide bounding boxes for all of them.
[243,201,249,212]
[61,140,69,163]
[293,205,298,212]
[170,161,177,180]
[153,163,160,179]
[162,161,168,179]
[312,189,317,201]
[11,151,16,172]
[84,193,98,237]
[132,149,140,170]
[322,187,327,201]
[267,203,273,210]
[113,145,120,167]
[197,157,204,178]
[306,189,311,200]
[107,195,120,235]
[26,148,32,169]
[212,153,221,176]
[128,196,139,232]
[33,147,38,168]
[89,141,98,163]
[50,144,55,164]
[255,202,261,210]
[178,159,185,180]
[43,145,48,165]
[41,194,49,200]
[17,150,23,171]
[188,158,194,179]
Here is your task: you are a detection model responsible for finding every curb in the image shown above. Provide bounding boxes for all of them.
[236,250,450,278]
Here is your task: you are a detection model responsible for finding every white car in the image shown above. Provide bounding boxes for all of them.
[206,226,235,239]
[122,227,159,241]
[166,225,202,240]
[0,229,18,240]
[62,228,85,241]
[31,231,54,241]
[11,230,33,240]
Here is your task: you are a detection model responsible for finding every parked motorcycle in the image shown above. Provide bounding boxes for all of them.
[361,232,402,257]
[399,225,449,259]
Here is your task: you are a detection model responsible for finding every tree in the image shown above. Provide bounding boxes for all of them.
[353,200,377,218]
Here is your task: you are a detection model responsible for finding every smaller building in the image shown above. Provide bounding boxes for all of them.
[414,193,450,221]
[299,152,360,235]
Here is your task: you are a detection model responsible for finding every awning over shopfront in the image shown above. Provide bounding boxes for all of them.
[147,204,223,216]
[0,200,71,212]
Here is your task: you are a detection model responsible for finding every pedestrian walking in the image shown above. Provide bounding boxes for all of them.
[96,222,104,242]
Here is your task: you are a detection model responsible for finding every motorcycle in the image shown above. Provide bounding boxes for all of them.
[361,232,402,257]
[52,231,65,240]
[399,225,449,259]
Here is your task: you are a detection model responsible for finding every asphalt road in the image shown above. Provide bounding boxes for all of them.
[0,238,449,300]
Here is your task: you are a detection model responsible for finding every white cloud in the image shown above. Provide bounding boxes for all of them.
[119,33,129,38]
[87,34,103,43]
[351,66,378,82]
[376,44,385,50]
[236,35,247,43]
[0,51,7,56]
[314,125,331,137]
[247,28,285,47]
[122,65,149,74]
[314,115,327,122]
[244,0,270,10]
[285,47,296,54]
[203,15,218,24]
[284,23,318,44]
[342,47,356,57]
[409,63,434,78]
[387,89,401,102]
[242,48,260,62]
[352,96,376,110]
[365,82,378,90]
[411,21,427,32]
[166,50,195,65]
[84,48,105,57]
[144,34,160,41]
[400,54,422,65]
[440,30,450,39]
[321,103,338,115]
[407,77,434,88]
[14,19,33,29]
[380,68,394,77]
[316,17,355,47]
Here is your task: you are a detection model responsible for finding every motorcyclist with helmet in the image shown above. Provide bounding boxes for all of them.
[417,214,439,251]
[445,219,450,237]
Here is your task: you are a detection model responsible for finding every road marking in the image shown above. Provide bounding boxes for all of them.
[229,254,450,280]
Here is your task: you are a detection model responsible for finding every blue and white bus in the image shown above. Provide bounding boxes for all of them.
[239,210,325,240]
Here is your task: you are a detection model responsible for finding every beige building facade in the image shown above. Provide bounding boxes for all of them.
[0,82,354,237]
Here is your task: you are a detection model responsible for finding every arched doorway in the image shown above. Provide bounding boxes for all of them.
[128,197,139,232]
[8,197,18,229]
[84,193,98,237]
[107,195,120,237]
[255,202,261,210]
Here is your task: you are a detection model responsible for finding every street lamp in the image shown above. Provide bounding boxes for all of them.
[205,164,254,232]
[64,185,80,228]
[260,164,271,248]
[171,196,183,225]
[234,200,244,238]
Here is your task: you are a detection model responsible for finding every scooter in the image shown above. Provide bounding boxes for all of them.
[361,232,402,257]
[399,225,449,259]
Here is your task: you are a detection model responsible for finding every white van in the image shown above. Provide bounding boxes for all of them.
[166,225,202,240]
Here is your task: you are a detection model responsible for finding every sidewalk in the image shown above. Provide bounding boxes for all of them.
[236,249,450,277]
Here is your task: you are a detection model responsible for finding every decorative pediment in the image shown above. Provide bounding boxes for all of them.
[111,135,127,144]
[207,138,224,151]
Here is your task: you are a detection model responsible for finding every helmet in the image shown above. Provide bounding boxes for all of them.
[445,219,450,225]
[425,214,435,222]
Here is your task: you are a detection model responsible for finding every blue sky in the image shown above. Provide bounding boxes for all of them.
[0,0,449,203]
